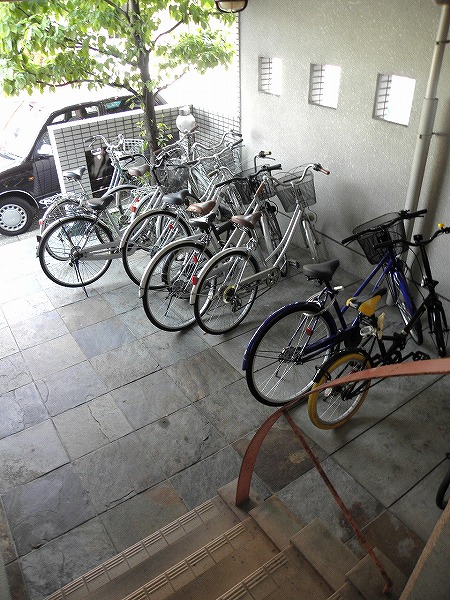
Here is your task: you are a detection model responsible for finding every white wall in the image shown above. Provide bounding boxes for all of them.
[239,0,450,301]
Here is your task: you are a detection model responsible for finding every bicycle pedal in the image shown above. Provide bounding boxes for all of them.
[412,351,430,361]
[288,260,301,269]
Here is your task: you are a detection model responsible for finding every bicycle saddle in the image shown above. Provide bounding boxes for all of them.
[303,259,340,282]
[186,199,216,216]
[62,167,86,181]
[347,287,387,316]
[128,163,150,177]
[231,211,262,230]
[162,189,192,207]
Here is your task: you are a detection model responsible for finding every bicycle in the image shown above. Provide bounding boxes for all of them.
[243,209,427,407]
[119,145,247,286]
[138,160,283,331]
[307,220,449,429]
[38,134,149,233]
[189,163,330,335]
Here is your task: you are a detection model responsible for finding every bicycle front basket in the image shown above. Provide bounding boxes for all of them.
[352,212,407,265]
[234,169,275,205]
[273,166,316,212]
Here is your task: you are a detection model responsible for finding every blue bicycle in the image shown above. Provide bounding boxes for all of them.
[243,209,425,406]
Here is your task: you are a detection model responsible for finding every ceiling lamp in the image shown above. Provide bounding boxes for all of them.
[215,1,248,13]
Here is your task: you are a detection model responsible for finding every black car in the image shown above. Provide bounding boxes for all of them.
[0,89,163,236]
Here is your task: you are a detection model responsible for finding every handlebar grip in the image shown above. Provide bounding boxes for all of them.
[269,163,282,171]
[401,208,427,219]
[341,233,359,245]
[258,150,272,158]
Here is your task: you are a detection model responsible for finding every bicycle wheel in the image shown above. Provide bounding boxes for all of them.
[308,350,372,429]
[121,209,193,285]
[103,184,138,229]
[141,241,213,331]
[40,198,89,233]
[193,249,259,334]
[389,270,423,344]
[38,215,113,287]
[244,302,337,406]
[429,304,448,357]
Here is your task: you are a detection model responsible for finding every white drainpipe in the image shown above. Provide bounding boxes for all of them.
[404,2,450,237]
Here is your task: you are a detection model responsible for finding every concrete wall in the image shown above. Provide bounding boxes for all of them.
[239,0,450,301]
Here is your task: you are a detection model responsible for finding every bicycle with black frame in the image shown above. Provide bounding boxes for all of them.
[307,217,450,429]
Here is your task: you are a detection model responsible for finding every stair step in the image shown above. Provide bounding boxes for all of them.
[328,581,365,600]
[250,495,304,550]
[292,518,359,591]
[346,548,408,600]
[218,545,333,600]
[45,496,240,600]
[122,518,278,600]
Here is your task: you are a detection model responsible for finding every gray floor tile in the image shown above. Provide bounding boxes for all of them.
[169,445,246,510]
[57,295,116,331]
[196,378,267,443]
[0,352,32,395]
[0,306,6,328]
[332,376,450,506]
[101,282,141,314]
[390,460,449,541]
[36,361,108,416]
[71,315,136,359]
[277,456,384,543]
[53,394,133,460]
[10,311,69,351]
[2,464,96,556]
[0,326,19,358]
[89,339,159,390]
[19,518,116,600]
[0,383,48,440]
[0,420,69,494]
[21,333,86,379]
[100,482,188,553]
[73,432,165,513]
[118,305,160,339]
[42,284,94,309]
[139,405,226,478]
[165,347,242,401]
[140,328,210,367]
[111,370,191,429]
[0,274,42,304]
[1,291,54,327]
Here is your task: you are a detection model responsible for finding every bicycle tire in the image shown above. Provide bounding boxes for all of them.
[193,248,259,335]
[141,240,214,331]
[429,304,447,357]
[38,215,113,287]
[389,269,423,345]
[244,302,337,406]
[308,349,372,429]
[40,198,90,233]
[121,208,193,285]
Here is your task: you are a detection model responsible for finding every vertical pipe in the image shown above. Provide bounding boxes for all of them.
[404,3,449,235]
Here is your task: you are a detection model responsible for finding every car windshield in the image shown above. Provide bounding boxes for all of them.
[0,100,49,160]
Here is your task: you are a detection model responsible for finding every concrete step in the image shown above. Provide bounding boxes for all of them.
[327,581,365,600]
[217,545,333,600]
[122,517,278,600]
[45,496,241,600]
[292,517,360,591]
[346,548,409,600]
[249,494,305,550]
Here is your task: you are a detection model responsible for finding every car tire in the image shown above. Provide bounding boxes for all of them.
[0,196,35,236]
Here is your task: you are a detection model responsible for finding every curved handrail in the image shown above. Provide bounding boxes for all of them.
[236,357,450,594]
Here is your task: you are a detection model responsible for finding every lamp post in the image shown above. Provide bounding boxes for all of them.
[215,1,248,14]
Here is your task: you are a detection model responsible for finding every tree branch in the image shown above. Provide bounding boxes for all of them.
[153,19,184,46]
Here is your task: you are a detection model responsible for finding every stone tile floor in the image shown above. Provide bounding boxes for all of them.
[0,226,448,600]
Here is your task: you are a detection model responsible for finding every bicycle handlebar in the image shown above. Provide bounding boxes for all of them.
[214,163,283,190]
[341,209,427,246]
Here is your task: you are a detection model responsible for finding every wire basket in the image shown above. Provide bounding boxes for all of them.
[352,212,407,265]
[234,168,275,205]
[121,138,145,155]
[272,166,316,212]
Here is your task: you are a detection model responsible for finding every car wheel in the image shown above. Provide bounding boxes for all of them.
[0,196,35,236]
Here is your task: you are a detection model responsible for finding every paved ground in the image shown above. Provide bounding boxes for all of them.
[0,224,448,599]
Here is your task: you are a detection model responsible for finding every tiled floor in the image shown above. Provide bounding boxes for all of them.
[0,226,448,600]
